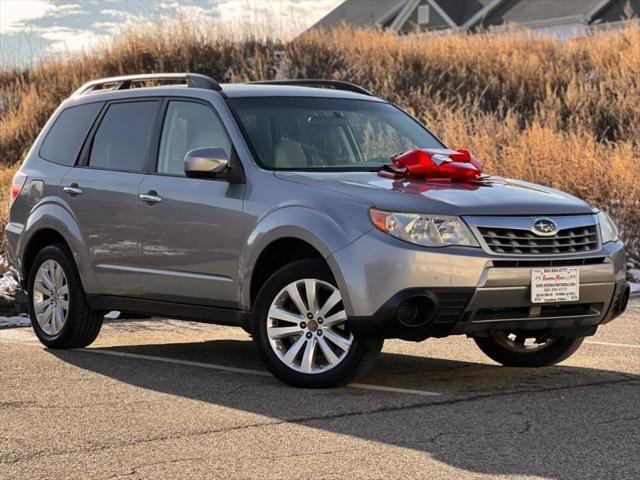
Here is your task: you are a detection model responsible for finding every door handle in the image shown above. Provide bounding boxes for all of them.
[139,191,162,204]
[63,185,83,196]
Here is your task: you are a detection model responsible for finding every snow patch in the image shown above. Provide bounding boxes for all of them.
[0,315,31,328]
[630,269,640,297]
[0,271,19,300]
[0,265,121,327]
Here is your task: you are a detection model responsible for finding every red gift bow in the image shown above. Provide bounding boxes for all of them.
[378,148,483,181]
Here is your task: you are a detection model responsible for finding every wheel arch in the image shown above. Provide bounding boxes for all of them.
[19,203,95,293]
[248,237,328,306]
[240,207,356,312]
[22,228,69,286]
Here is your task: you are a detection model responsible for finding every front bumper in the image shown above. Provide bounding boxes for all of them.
[328,229,628,341]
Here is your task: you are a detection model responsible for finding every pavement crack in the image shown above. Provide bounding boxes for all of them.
[398,421,535,447]
[2,378,636,466]
[243,422,537,461]
[596,414,640,426]
[244,446,365,462]
[0,400,37,409]
[106,456,206,478]
[26,400,155,410]
[0,419,283,465]
[292,377,639,428]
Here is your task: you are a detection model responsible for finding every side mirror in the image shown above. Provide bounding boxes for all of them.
[184,147,229,178]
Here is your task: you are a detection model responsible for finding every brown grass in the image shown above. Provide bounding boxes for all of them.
[1,23,638,266]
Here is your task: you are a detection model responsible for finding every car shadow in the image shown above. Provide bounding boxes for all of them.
[50,339,640,479]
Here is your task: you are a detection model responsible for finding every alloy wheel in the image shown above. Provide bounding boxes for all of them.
[493,331,556,353]
[33,259,69,336]
[266,278,353,374]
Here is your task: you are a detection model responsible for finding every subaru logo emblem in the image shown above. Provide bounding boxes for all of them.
[533,218,557,236]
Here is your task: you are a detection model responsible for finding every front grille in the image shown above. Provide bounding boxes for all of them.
[479,225,599,255]
[433,290,474,324]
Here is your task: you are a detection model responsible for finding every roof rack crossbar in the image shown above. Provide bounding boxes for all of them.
[73,73,222,96]
[249,79,373,96]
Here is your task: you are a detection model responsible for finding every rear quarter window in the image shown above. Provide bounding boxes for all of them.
[40,102,103,166]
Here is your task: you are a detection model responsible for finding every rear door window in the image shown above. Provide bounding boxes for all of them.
[40,102,103,166]
[88,101,159,172]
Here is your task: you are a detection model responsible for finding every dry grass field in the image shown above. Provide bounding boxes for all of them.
[0,23,638,267]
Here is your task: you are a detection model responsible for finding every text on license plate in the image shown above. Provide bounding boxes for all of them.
[530,267,579,303]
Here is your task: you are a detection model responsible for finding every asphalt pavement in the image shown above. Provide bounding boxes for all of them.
[1,300,638,479]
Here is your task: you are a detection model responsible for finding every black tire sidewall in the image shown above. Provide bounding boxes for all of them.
[251,259,370,388]
[474,335,585,367]
[27,245,85,348]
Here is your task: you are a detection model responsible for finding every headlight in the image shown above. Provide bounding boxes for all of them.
[370,209,479,247]
[597,211,619,243]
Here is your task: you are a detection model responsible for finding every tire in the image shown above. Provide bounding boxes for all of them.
[474,332,585,367]
[27,244,103,349]
[251,259,382,388]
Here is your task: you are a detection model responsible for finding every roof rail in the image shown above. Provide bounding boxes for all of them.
[73,73,222,96]
[249,79,373,96]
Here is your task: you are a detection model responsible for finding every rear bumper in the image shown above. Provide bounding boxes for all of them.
[333,230,628,341]
[3,222,24,287]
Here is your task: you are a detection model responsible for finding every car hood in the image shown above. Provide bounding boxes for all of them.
[274,171,594,216]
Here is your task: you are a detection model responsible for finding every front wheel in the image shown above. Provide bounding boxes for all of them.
[251,259,382,388]
[474,331,584,367]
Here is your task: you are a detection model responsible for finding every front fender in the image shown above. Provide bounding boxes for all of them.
[238,206,371,311]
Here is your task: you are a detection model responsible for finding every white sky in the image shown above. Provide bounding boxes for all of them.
[0,1,53,33]
[0,0,344,66]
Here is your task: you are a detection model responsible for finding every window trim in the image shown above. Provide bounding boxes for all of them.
[147,97,239,181]
[77,97,162,174]
[38,100,105,166]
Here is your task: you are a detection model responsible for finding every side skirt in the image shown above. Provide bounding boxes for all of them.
[86,294,250,329]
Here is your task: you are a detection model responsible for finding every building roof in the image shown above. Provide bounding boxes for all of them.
[594,0,640,23]
[312,0,407,29]
[308,0,639,35]
[481,0,604,28]
[439,0,497,25]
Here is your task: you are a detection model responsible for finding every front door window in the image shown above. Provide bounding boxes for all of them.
[157,101,232,175]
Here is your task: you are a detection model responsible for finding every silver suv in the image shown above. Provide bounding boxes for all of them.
[4,73,630,387]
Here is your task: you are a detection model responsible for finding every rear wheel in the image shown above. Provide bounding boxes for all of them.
[28,245,103,349]
[474,331,584,367]
[251,259,382,388]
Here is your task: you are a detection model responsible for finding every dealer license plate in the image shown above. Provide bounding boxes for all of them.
[531,267,579,303]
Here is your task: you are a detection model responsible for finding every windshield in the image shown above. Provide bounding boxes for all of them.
[228,97,444,170]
